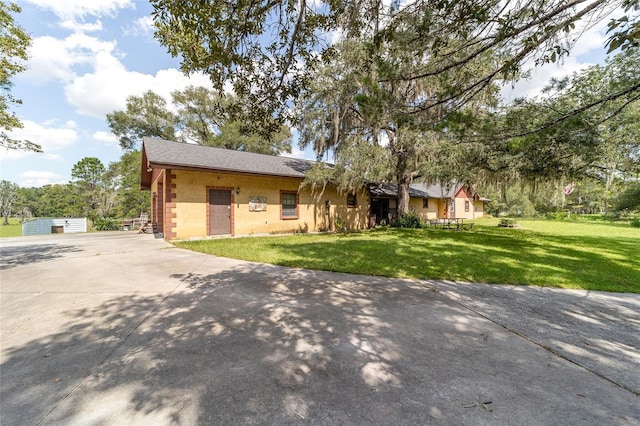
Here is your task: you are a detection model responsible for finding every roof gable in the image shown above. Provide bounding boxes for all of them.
[372,182,489,201]
[410,182,462,198]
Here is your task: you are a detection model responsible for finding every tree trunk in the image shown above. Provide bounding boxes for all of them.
[397,175,411,216]
[392,129,412,216]
[396,152,412,216]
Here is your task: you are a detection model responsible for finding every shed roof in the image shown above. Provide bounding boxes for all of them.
[369,183,430,198]
[370,182,461,199]
[141,137,316,189]
[371,182,490,201]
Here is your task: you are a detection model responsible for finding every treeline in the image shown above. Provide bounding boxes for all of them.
[0,85,295,226]
[1,151,147,225]
[480,179,640,219]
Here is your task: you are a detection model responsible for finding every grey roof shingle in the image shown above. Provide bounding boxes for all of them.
[369,183,430,198]
[370,182,461,199]
[370,182,489,201]
[142,137,315,179]
[410,182,461,198]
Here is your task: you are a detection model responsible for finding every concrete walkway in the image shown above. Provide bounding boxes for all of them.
[1,232,638,425]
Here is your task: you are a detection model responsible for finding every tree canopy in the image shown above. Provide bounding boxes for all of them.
[0,1,38,152]
[0,179,19,224]
[106,91,177,150]
[152,0,640,128]
[107,87,292,154]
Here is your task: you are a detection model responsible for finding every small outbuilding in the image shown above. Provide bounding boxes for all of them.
[140,137,369,240]
[22,218,87,236]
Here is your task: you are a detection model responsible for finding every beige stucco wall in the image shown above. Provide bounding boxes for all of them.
[409,198,439,220]
[452,196,485,219]
[165,169,369,240]
[410,195,485,220]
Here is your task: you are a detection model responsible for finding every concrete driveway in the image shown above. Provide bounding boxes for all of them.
[1,232,638,425]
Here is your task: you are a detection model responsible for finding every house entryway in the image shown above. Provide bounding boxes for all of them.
[209,189,232,235]
[371,198,397,224]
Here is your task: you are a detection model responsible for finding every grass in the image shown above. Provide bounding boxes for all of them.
[0,218,22,238]
[175,218,640,293]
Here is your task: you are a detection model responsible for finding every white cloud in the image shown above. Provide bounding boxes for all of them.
[0,120,78,161]
[282,146,307,160]
[18,170,67,187]
[66,66,212,118]
[23,32,212,118]
[501,15,611,102]
[123,16,155,37]
[501,57,594,101]
[24,0,134,19]
[92,131,118,146]
[23,34,119,84]
[60,19,104,33]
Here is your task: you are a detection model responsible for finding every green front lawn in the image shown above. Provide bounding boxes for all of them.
[0,218,22,238]
[175,219,640,293]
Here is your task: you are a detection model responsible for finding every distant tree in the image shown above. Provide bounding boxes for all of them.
[107,87,292,155]
[105,150,150,218]
[37,184,82,217]
[18,186,40,218]
[0,179,19,224]
[106,91,178,150]
[483,49,640,212]
[172,86,292,154]
[71,157,107,219]
[615,184,640,212]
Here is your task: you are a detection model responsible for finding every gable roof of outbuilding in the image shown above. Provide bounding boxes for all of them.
[370,182,462,199]
[141,137,316,189]
[370,182,490,201]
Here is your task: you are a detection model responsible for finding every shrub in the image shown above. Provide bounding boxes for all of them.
[390,213,423,228]
[631,217,640,228]
[614,184,640,212]
[506,196,537,217]
[93,216,119,231]
[545,211,570,221]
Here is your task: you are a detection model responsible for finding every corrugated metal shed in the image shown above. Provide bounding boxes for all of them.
[22,218,87,236]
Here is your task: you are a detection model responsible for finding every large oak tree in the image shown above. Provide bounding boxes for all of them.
[151,0,640,215]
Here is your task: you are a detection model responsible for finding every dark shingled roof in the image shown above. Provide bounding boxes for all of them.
[369,183,430,198]
[141,137,316,188]
[370,182,460,199]
[371,182,490,201]
[410,182,460,198]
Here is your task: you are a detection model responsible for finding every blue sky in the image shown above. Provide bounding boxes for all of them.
[1,0,612,187]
